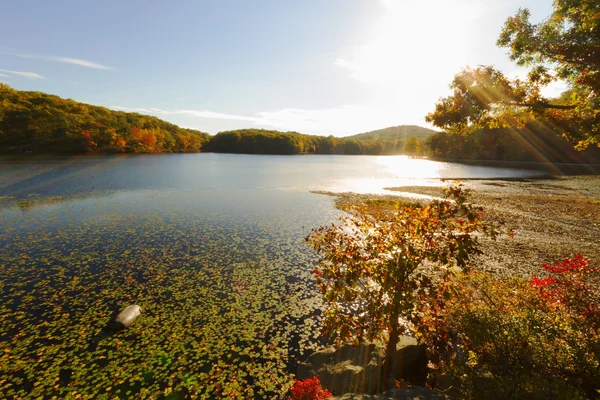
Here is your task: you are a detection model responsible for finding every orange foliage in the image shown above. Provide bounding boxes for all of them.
[81,130,97,151]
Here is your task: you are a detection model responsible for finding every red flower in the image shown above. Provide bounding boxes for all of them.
[290,377,332,400]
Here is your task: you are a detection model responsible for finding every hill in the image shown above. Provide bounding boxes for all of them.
[332,125,437,155]
[346,125,438,142]
[0,84,211,154]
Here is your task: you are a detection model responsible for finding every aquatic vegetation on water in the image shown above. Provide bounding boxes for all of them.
[0,190,331,399]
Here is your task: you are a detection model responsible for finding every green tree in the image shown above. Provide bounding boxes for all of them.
[427,0,599,149]
[306,185,499,388]
[343,140,362,155]
[402,136,421,156]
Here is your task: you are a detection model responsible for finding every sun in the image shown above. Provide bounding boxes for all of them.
[336,0,493,104]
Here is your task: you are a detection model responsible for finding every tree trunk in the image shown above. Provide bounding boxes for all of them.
[383,310,400,389]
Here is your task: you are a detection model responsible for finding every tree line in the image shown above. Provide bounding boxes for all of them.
[425,122,600,164]
[203,129,427,156]
[0,84,430,156]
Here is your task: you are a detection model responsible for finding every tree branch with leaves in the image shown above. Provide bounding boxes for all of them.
[427,0,599,150]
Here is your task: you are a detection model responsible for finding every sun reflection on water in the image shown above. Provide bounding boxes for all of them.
[328,155,549,195]
[330,156,450,194]
[377,156,449,178]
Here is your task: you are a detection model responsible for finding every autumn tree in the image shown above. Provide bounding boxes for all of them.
[306,185,499,388]
[427,0,599,149]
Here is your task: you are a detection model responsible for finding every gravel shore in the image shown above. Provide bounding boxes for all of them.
[389,176,600,276]
[320,176,600,276]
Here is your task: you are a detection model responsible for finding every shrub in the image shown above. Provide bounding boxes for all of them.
[289,377,332,400]
[531,254,599,326]
[414,256,600,399]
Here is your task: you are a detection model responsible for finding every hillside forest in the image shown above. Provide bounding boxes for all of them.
[1,83,599,164]
[0,84,210,154]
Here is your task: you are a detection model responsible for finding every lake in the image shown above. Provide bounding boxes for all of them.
[0,154,549,399]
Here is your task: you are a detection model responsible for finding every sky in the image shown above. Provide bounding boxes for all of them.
[1,0,557,137]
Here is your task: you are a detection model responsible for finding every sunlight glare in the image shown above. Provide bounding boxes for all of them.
[377,155,448,178]
[336,0,496,123]
[330,156,450,195]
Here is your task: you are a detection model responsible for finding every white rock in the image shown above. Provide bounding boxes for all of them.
[115,304,142,328]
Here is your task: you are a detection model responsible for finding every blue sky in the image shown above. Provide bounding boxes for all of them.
[1,0,555,136]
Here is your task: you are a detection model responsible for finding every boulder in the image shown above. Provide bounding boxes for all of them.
[114,304,142,329]
[297,336,428,395]
[297,343,386,395]
[394,337,428,386]
[434,374,463,399]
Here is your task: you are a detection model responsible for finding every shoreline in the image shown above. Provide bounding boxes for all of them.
[429,157,600,173]
[319,175,600,276]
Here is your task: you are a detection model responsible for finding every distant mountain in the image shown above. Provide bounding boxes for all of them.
[346,125,438,142]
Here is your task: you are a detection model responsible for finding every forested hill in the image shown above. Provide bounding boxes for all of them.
[342,125,437,155]
[347,125,437,142]
[0,84,210,153]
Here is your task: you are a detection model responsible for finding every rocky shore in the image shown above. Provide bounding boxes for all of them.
[320,175,600,277]
[387,175,600,276]
[305,175,600,399]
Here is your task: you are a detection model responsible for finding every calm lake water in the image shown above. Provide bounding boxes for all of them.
[1,153,550,197]
[0,154,549,399]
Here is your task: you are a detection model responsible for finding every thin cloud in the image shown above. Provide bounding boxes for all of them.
[255,105,420,135]
[111,106,258,122]
[1,49,114,70]
[334,59,353,69]
[0,69,45,79]
[111,104,426,136]
[172,109,257,122]
[50,56,114,70]
[16,53,114,70]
